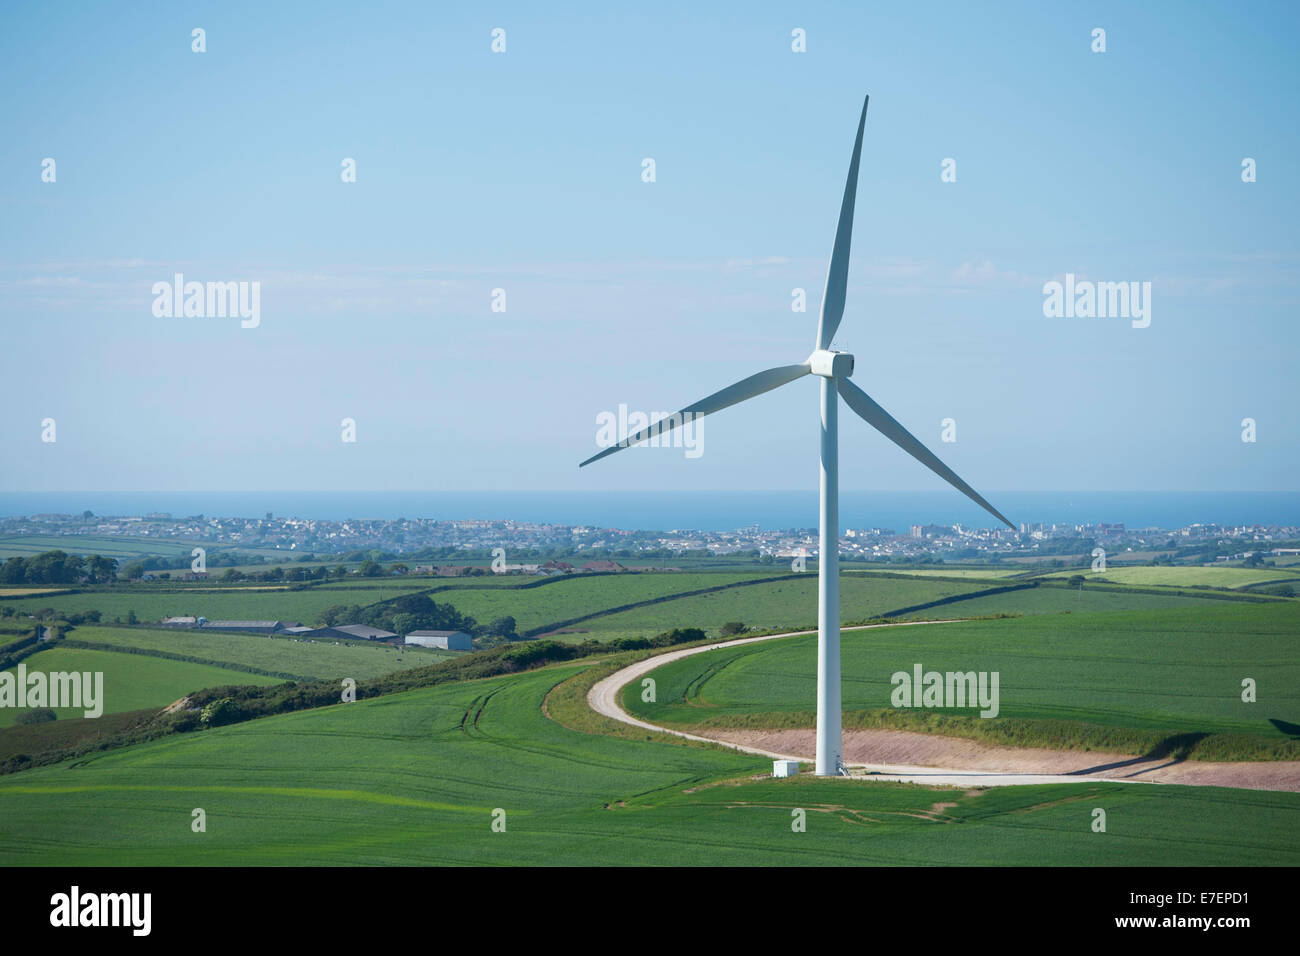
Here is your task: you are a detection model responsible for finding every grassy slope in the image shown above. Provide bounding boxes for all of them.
[0,646,278,727]
[0,664,1295,865]
[0,631,34,650]
[623,603,1300,747]
[65,625,454,681]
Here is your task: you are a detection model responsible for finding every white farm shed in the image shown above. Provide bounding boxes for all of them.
[772,760,800,778]
[405,629,472,651]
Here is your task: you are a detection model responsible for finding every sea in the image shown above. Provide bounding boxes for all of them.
[0,491,1297,532]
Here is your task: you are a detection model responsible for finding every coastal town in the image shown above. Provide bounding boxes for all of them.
[2,511,1296,569]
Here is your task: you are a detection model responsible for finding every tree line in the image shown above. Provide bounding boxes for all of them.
[0,550,118,585]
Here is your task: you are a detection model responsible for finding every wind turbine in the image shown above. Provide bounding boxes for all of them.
[579,94,1014,776]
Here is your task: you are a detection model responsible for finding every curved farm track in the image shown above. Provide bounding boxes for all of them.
[587,624,1300,793]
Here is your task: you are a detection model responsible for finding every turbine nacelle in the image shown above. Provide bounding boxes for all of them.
[808,349,854,379]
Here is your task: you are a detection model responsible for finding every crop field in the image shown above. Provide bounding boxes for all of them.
[846,567,1028,580]
[0,584,409,625]
[0,572,784,634]
[0,646,279,727]
[65,625,454,681]
[0,664,1295,865]
[1044,565,1300,589]
[413,571,793,634]
[313,579,453,592]
[623,602,1300,747]
[892,582,1241,620]
[546,574,991,642]
[0,534,331,566]
[3,567,1287,651]
[0,535,200,561]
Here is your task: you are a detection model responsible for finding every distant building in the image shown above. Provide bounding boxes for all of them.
[302,624,398,642]
[161,616,197,627]
[200,620,288,634]
[405,629,472,651]
[581,560,625,573]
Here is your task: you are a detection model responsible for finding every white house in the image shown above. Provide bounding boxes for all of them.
[405,629,472,651]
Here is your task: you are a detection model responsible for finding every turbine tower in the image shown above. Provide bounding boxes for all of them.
[580,94,1013,775]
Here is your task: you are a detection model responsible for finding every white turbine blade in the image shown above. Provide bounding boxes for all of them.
[580,363,811,468]
[815,94,869,351]
[837,378,1014,529]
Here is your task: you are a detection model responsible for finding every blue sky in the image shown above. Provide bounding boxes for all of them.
[1,0,1296,494]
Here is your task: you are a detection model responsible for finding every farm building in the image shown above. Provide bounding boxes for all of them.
[199,620,292,634]
[161,616,197,627]
[581,560,625,572]
[405,629,472,650]
[303,624,399,642]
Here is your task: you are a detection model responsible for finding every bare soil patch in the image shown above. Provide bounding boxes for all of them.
[703,727,1300,792]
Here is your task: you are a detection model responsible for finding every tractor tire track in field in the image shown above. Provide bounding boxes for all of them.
[458,687,506,737]
[587,623,1300,792]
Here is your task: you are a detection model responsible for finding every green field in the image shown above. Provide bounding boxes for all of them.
[0,535,200,561]
[65,625,454,681]
[1045,565,1300,589]
[313,578,453,592]
[0,664,1295,865]
[0,584,400,625]
[547,573,991,642]
[0,564,1295,866]
[623,603,1300,748]
[893,582,1236,620]
[0,572,794,637]
[0,631,34,650]
[5,569,1261,652]
[426,571,793,635]
[846,567,1027,580]
[0,646,279,727]
[0,534,328,565]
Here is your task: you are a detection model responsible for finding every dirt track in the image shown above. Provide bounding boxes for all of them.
[707,728,1300,792]
[586,623,1300,793]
